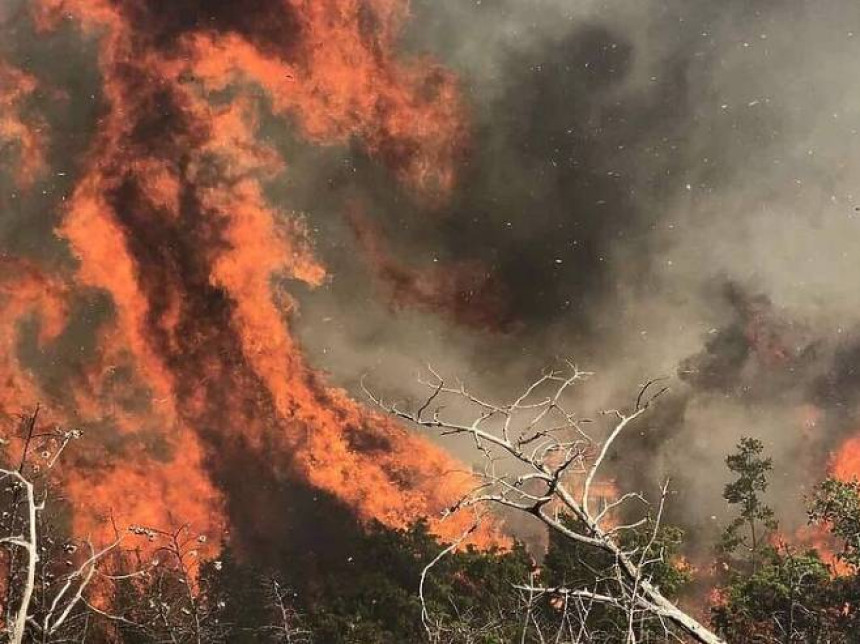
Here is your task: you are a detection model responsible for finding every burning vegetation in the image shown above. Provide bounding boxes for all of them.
[4,0,860,641]
[0,0,493,552]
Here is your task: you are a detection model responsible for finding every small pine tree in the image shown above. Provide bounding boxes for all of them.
[720,437,778,570]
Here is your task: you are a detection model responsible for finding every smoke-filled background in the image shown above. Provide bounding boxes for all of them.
[2,0,860,562]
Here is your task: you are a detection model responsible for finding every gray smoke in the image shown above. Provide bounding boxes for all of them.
[287,0,860,544]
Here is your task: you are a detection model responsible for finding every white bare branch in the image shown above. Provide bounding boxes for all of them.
[367,364,724,644]
[0,468,37,644]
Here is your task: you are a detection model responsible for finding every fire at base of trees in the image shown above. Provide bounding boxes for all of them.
[2,367,860,643]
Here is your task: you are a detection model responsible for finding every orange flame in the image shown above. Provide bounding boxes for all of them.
[791,430,860,576]
[831,434,860,483]
[0,0,497,552]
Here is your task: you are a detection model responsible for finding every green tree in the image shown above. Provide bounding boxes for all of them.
[711,546,842,643]
[540,513,692,642]
[197,519,533,644]
[809,477,860,570]
[720,437,778,570]
[712,473,860,642]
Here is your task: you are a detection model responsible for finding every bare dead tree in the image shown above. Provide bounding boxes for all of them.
[416,516,503,643]
[0,467,38,644]
[256,576,312,643]
[366,363,726,644]
[0,410,251,644]
[118,523,227,644]
[0,410,144,643]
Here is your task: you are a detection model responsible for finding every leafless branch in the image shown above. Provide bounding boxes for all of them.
[367,363,725,644]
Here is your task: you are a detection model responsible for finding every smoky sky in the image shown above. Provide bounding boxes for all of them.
[287,0,804,377]
[285,0,860,540]
[6,0,860,553]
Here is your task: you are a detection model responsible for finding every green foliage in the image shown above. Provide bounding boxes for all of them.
[103,514,696,643]
[713,461,860,642]
[720,437,778,566]
[186,520,534,644]
[540,513,691,641]
[294,520,533,643]
[711,546,845,642]
[809,478,860,570]
[544,515,689,597]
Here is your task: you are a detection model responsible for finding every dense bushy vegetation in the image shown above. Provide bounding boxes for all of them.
[4,413,860,642]
[710,440,860,643]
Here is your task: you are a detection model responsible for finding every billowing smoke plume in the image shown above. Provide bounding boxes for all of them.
[283,0,860,542]
[3,0,860,561]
